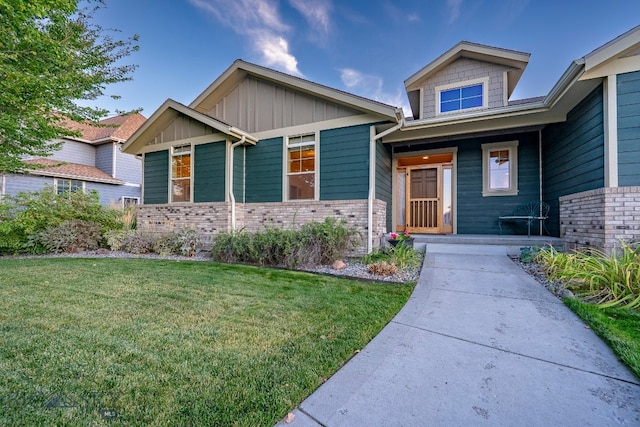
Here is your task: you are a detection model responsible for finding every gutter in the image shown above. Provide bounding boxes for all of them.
[368,117,404,253]
[228,136,246,230]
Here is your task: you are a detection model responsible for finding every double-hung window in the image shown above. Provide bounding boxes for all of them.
[171,145,191,202]
[286,134,316,200]
[436,78,489,115]
[482,141,519,196]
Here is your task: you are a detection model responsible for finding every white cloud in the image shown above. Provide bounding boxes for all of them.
[289,0,332,37]
[447,0,463,24]
[256,34,299,74]
[188,0,302,76]
[407,13,420,22]
[340,68,411,117]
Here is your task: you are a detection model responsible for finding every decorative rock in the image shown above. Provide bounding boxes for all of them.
[332,260,347,270]
[558,289,575,299]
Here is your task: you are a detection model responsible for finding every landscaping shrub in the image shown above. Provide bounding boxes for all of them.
[537,242,640,309]
[105,228,202,257]
[0,187,123,254]
[39,220,102,253]
[362,244,422,271]
[210,218,359,268]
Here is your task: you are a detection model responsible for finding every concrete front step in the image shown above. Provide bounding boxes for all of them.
[409,234,564,256]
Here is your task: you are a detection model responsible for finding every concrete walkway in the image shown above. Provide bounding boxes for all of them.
[278,245,640,426]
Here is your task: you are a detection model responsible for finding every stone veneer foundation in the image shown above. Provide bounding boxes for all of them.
[559,187,640,252]
[136,199,387,255]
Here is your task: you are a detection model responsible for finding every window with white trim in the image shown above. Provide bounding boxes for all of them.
[286,134,316,200]
[171,145,191,202]
[55,179,85,195]
[436,78,489,115]
[121,196,140,208]
[482,141,518,196]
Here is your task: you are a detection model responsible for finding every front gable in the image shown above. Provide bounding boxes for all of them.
[189,60,401,134]
[195,74,365,133]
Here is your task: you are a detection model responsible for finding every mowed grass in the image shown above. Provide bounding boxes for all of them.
[0,258,413,426]
[564,298,640,379]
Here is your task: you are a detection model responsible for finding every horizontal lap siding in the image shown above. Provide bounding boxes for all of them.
[542,85,604,236]
[456,132,540,234]
[320,124,370,200]
[376,139,393,231]
[194,142,226,202]
[245,137,282,202]
[143,150,169,204]
[618,71,640,186]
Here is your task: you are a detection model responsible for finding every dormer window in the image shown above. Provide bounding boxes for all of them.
[436,77,489,115]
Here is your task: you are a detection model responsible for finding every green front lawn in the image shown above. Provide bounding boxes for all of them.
[564,298,640,379]
[0,258,413,426]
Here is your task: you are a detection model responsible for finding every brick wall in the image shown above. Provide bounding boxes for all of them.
[559,187,640,252]
[136,199,387,254]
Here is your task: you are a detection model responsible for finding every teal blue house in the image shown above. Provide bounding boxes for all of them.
[123,25,640,253]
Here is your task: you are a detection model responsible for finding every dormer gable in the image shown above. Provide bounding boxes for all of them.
[405,42,530,120]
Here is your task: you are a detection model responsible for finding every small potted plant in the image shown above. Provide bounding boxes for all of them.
[388,230,414,248]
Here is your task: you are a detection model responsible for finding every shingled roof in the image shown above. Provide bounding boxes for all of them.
[24,159,124,184]
[63,113,147,144]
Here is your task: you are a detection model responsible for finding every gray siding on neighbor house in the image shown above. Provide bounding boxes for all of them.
[394,131,541,235]
[617,71,640,186]
[375,139,393,231]
[115,144,142,184]
[51,139,95,165]
[542,85,604,236]
[203,75,363,133]
[420,58,508,119]
[86,182,141,206]
[3,174,54,196]
[320,124,370,200]
[95,143,113,176]
[245,137,283,203]
[194,142,226,203]
[143,150,169,204]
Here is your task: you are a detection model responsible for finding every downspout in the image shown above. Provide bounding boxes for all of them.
[368,120,404,253]
[229,136,246,230]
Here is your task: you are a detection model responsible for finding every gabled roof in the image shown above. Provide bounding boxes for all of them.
[62,113,146,144]
[121,99,258,155]
[190,59,403,122]
[404,41,531,95]
[581,24,640,79]
[24,159,124,184]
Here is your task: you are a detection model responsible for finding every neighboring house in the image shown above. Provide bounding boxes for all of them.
[1,114,146,207]
[123,25,640,253]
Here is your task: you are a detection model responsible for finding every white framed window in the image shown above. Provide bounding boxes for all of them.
[121,196,140,208]
[436,77,489,115]
[285,133,317,200]
[482,141,519,197]
[171,145,191,202]
[55,178,85,195]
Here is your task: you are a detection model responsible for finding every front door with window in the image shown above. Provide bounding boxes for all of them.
[400,162,453,234]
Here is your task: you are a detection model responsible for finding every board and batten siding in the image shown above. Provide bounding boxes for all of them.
[375,139,393,231]
[203,75,363,134]
[617,71,640,186]
[245,137,283,203]
[194,142,226,203]
[143,150,169,204]
[320,124,370,200]
[542,84,604,236]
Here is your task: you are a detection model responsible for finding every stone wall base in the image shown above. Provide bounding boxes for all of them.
[136,199,387,255]
[559,186,640,253]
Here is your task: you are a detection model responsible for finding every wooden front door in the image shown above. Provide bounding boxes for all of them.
[404,163,453,234]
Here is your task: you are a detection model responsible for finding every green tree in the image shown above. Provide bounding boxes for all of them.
[0,0,139,172]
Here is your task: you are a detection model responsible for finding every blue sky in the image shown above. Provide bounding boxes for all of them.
[92,0,640,118]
